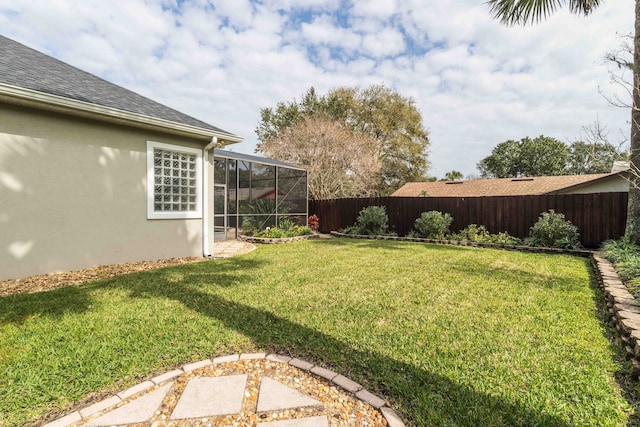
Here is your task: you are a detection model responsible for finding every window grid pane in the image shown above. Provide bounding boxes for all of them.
[153,148,198,212]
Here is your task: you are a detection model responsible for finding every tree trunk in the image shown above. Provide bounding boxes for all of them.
[625,0,640,243]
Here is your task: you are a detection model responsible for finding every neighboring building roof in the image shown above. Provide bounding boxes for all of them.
[214,149,306,170]
[0,35,241,142]
[392,173,620,197]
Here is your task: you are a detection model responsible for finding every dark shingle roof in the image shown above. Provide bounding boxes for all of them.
[0,35,236,136]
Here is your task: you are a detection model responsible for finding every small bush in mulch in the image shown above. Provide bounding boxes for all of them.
[448,224,522,246]
[525,210,581,249]
[308,214,320,232]
[411,211,452,239]
[340,206,395,236]
[254,218,313,239]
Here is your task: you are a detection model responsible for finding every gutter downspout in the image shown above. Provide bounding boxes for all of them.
[203,136,218,257]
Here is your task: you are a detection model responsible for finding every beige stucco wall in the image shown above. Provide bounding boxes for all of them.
[559,176,629,194]
[0,103,213,281]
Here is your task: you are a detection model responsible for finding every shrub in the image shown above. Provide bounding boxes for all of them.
[412,211,453,239]
[488,232,522,246]
[241,217,258,235]
[616,256,640,282]
[602,238,640,263]
[602,238,640,296]
[524,210,581,249]
[254,225,313,238]
[255,227,285,238]
[278,217,295,232]
[308,214,320,232]
[449,225,521,246]
[293,225,314,236]
[356,206,389,235]
[457,224,490,242]
[406,230,424,239]
[339,225,361,235]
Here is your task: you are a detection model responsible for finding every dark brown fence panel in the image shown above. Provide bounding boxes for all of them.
[309,192,629,248]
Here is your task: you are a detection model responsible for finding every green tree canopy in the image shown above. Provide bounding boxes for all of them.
[478,135,627,178]
[442,170,464,181]
[256,85,430,195]
[477,139,524,178]
[478,136,568,178]
[567,140,628,174]
[518,136,569,176]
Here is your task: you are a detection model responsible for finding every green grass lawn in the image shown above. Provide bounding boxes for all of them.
[0,239,637,426]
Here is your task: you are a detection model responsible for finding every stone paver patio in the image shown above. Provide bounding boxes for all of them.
[43,354,405,427]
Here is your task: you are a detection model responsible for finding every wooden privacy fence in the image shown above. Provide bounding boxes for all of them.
[309,193,629,248]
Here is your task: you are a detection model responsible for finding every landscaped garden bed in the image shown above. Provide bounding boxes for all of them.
[240,233,321,244]
[329,230,593,256]
[0,239,636,426]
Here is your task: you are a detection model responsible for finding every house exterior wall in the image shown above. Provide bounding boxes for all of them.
[0,103,209,281]
[558,176,629,194]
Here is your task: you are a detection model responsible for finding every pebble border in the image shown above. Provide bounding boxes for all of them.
[43,353,405,427]
[591,254,640,377]
[329,231,593,256]
[240,234,321,244]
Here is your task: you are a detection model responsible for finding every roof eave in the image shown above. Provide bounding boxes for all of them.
[545,173,627,195]
[0,83,243,145]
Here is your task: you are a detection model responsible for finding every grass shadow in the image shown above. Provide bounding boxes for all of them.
[1,245,626,426]
[131,279,571,426]
[0,285,93,325]
[0,257,267,324]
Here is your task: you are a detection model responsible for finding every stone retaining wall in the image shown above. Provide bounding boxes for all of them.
[591,254,640,377]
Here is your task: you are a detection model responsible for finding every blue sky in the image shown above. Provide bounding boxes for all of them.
[0,0,633,178]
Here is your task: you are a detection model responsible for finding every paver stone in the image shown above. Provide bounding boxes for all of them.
[171,375,247,419]
[86,383,172,426]
[256,377,322,412]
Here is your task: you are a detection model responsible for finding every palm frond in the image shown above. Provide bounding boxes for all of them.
[486,0,601,25]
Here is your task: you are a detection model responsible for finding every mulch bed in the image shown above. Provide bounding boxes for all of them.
[0,257,207,298]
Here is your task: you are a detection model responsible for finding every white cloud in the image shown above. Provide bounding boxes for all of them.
[0,0,634,177]
[351,0,398,20]
[300,14,361,50]
[361,27,405,57]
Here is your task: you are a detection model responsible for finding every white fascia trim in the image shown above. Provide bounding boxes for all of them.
[202,137,219,257]
[213,153,308,172]
[0,83,244,143]
[147,141,203,220]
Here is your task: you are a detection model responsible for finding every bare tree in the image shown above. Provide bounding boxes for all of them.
[259,115,382,199]
[566,117,629,174]
[602,33,634,109]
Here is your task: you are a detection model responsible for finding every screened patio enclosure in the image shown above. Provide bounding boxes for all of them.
[212,149,308,241]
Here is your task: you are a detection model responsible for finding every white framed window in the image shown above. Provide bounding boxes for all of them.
[147,141,202,219]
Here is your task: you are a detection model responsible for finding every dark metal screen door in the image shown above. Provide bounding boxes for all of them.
[213,184,227,241]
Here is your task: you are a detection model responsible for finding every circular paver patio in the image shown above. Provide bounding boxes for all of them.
[43,354,405,427]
